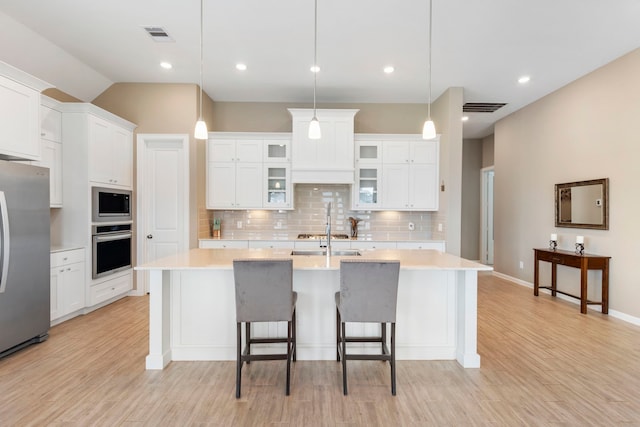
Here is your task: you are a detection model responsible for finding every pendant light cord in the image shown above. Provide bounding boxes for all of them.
[427,0,432,120]
[313,0,318,117]
[199,0,204,121]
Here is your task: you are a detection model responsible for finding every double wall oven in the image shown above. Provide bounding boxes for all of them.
[91,187,133,279]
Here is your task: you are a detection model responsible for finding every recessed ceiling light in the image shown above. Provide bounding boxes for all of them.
[310,65,320,73]
[160,61,172,70]
[461,116,469,122]
[518,75,531,84]
[383,66,395,74]
[236,63,247,71]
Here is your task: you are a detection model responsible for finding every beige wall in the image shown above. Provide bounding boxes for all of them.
[462,139,482,260]
[482,134,494,168]
[431,87,464,256]
[494,47,640,318]
[211,102,429,134]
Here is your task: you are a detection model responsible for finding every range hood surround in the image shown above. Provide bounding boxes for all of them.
[289,108,359,184]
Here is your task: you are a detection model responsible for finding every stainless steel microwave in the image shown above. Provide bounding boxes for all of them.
[91,187,132,222]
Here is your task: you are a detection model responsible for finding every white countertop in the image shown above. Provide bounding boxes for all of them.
[136,248,492,271]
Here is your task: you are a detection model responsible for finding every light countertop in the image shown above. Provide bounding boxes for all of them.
[136,248,492,272]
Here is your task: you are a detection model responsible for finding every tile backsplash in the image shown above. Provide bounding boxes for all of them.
[200,184,434,240]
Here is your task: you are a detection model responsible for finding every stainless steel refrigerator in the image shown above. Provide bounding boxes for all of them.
[0,160,50,358]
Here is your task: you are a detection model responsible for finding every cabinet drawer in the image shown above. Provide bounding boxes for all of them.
[89,272,132,306]
[51,248,85,267]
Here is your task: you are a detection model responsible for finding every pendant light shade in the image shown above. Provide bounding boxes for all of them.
[194,0,208,140]
[422,0,436,140]
[308,0,321,140]
[308,116,321,139]
[422,119,436,140]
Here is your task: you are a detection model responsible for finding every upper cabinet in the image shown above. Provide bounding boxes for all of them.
[288,109,358,184]
[353,134,440,211]
[37,96,63,207]
[207,133,293,210]
[88,115,133,188]
[0,62,52,161]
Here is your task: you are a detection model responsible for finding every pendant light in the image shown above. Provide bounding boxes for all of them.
[308,0,321,140]
[422,0,436,140]
[194,0,208,140]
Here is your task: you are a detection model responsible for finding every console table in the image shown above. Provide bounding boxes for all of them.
[533,248,610,314]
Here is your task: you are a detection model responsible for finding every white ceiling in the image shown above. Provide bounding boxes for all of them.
[1,0,639,139]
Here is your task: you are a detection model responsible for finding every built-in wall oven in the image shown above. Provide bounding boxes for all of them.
[92,223,132,279]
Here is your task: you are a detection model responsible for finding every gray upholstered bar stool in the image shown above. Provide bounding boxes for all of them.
[233,259,297,398]
[335,259,400,395]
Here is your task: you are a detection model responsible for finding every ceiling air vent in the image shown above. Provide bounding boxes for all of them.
[142,26,174,42]
[463,103,507,113]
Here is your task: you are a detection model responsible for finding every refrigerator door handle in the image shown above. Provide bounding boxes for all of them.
[0,191,10,294]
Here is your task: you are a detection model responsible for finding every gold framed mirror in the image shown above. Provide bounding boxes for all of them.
[555,178,609,230]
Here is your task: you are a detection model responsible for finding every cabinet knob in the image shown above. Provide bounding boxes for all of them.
[147,234,153,239]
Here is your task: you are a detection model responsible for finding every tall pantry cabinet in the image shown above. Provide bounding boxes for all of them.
[60,103,136,310]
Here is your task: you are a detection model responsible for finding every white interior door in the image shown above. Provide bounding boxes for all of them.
[480,167,494,265]
[137,134,189,293]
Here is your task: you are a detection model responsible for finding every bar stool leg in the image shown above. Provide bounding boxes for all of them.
[245,322,251,364]
[342,322,348,395]
[381,322,386,355]
[286,319,292,396]
[336,308,341,361]
[292,308,297,362]
[236,322,242,398]
[391,322,396,396]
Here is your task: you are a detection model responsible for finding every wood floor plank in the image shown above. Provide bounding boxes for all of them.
[2,272,640,425]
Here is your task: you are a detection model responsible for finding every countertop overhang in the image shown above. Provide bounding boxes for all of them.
[136,248,492,272]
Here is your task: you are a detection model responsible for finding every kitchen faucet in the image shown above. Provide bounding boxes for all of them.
[325,202,332,253]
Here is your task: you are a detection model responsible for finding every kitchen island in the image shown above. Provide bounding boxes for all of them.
[136,248,491,370]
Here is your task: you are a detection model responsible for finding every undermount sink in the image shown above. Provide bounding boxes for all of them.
[290,249,361,256]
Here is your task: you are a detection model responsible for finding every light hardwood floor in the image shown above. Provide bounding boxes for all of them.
[1,272,640,426]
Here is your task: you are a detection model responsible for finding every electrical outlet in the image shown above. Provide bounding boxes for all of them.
[519,261,524,269]
[237,221,242,229]
[408,222,415,231]
[438,223,443,232]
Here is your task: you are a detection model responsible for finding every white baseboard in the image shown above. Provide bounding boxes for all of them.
[490,271,640,327]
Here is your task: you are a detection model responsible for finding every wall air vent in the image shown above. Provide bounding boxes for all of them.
[142,26,175,42]
[463,103,507,113]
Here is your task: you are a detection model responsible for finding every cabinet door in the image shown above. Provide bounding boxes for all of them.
[208,139,236,162]
[382,141,410,164]
[50,268,62,321]
[112,126,132,187]
[264,165,291,208]
[382,164,409,209]
[353,166,381,209]
[411,141,438,164]
[37,140,63,207]
[64,262,85,315]
[207,162,236,208]
[0,75,40,160]
[236,140,263,162]
[355,141,381,164]
[264,140,290,162]
[235,163,263,208]
[88,116,113,184]
[409,164,438,210]
[40,105,62,142]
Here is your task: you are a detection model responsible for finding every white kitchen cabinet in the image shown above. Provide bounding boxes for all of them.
[289,109,358,183]
[248,240,292,249]
[199,239,249,249]
[397,241,446,251]
[207,161,263,209]
[88,115,133,188]
[381,137,439,211]
[0,71,49,160]
[264,164,292,209]
[264,139,290,163]
[352,140,383,210]
[35,140,63,207]
[89,271,132,307]
[350,241,397,250]
[50,248,85,324]
[41,104,62,142]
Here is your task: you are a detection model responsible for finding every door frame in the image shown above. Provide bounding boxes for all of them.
[135,133,190,294]
[480,166,494,265]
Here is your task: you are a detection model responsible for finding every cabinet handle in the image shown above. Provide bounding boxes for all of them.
[147,234,153,239]
[41,132,46,136]
[59,269,65,273]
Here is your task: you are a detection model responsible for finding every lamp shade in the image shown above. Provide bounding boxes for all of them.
[422,119,436,140]
[308,117,321,140]
[194,119,208,140]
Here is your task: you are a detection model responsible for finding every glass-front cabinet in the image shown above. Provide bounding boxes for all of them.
[264,165,292,209]
[352,139,382,210]
[264,139,290,163]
